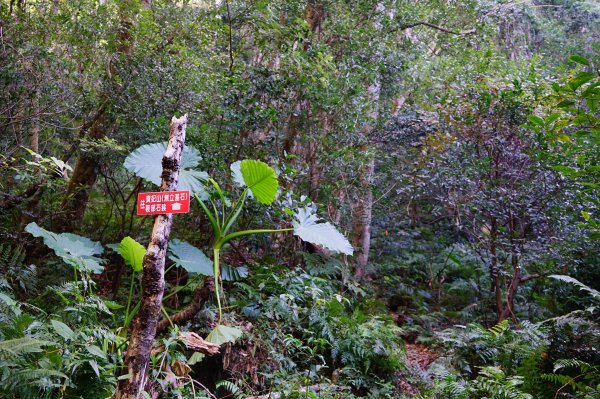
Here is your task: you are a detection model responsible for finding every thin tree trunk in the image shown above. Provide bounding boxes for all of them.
[500,215,521,322]
[353,156,374,279]
[113,114,187,399]
[352,77,381,279]
[500,249,520,322]
[30,86,40,153]
[489,217,504,319]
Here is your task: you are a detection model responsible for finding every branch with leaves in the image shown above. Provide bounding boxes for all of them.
[392,21,476,35]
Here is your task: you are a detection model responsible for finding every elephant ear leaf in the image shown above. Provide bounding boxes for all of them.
[118,237,146,273]
[124,142,209,199]
[25,222,105,272]
[238,160,278,205]
[292,207,353,255]
[206,325,243,346]
[168,239,213,276]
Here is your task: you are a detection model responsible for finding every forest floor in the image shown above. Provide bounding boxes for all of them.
[395,341,439,395]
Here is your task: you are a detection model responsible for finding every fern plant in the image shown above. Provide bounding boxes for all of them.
[541,358,600,397]
[0,336,68,399]
[437,319,549,378]
[0,243,36,296]
[429,367,532,399]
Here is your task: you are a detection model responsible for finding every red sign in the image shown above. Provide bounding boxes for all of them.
[137,190,191,215]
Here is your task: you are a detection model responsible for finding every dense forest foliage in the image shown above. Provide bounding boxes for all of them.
[1,0,599,398]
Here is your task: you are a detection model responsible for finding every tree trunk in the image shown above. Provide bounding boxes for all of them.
[352,77,381,279]
[489,217,504,319]
[305,0,325,37]
[353,156,374,279]
[30,86,40,153]
[155,277,213,334]
[500,249,520,322]
[58,0,150,232]
[57,112,110,231]
[499,215,521,322]
[113,114,187,399]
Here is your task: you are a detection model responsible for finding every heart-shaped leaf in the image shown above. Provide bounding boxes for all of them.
[118,237,146,272]
[230,160,245,188]
[25,222,105,272]
[168,239,213,275]
[239,160,278,204]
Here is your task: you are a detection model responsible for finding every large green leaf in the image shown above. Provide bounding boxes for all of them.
[124,142,209,199]
[86,345,107,360]
[205,324,243,345]
[569,55,590,66]
[118,236,146,272]
[168,239,212,275]
[168,240,247,281]
[292,207,353,255]
[25,223,103,257]
[568,72,595,91]
[25,222,105,272]
[239,160,278,204]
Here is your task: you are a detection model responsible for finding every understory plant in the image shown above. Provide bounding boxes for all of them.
[195,159,353,322]
[125,141,354,338]
[224,259,404,396]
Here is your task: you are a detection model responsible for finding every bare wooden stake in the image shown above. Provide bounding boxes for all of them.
[113,114,188,399]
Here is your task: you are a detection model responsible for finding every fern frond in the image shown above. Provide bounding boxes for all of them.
[488,319,510,337]
[550,275,600,301]
[0,337,55,358]
[553,358,598,373]
[216,380,245,399]
[0,244,36,294]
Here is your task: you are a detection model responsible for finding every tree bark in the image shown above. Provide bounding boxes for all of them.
[113,114,187,399]
[57,112,110,231]
[352,77,381,279]
[353,155,375,279]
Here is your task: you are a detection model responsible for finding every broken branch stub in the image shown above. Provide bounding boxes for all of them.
[113,114,188,399]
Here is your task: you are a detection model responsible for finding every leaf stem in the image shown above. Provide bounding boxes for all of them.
[195,194,221,237]
[213,247,222,321]
[222,189,248,236]
[124,272,136,326]
[216,228,294,249]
